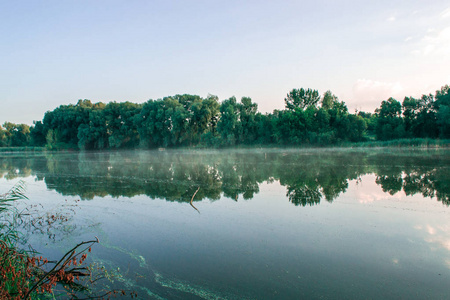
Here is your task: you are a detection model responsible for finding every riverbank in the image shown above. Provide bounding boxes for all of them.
[179,138,450,150]
[0,147,45,153]
[340,138,450,148]
[0,138,449,153]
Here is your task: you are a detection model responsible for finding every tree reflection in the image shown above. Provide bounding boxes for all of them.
[372,152,450,206]
[0,149,449,207]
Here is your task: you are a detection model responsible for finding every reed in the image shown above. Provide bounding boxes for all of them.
[341,138,450,148]
[0,182,137,299]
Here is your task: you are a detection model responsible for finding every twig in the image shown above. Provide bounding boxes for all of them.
[189,186,200,214]
[25,238,99,298]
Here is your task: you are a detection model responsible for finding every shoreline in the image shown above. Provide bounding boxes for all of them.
[1,138,449,153]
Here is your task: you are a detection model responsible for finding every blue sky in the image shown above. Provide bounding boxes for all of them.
[1,0,450,125]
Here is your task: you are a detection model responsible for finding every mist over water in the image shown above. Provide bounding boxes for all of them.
[0,149,449,299]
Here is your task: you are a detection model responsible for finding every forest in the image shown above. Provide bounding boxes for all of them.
[1,85,450,150]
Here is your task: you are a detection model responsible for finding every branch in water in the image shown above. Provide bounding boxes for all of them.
[190,186,200,213]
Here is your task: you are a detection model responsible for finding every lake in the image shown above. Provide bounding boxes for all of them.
[0,148,449,299]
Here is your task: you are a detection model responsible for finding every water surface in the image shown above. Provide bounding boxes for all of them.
[0,149,449,299]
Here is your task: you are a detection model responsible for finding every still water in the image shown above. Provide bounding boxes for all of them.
[0,149,449,299]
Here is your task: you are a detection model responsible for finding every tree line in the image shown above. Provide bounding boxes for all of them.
[1,85,449,149]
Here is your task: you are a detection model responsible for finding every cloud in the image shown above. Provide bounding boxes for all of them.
[426,224,436,235]
[353,176,404,203]
[352,79,404,111]
[423,26,450,54]
[353,79,403,96]
[441,7,450,19]
[413,25,450,57]
[357,192,386,204]
[424,237,450,251]
[387,16,396,22]
[418,224,450,252]
[357,191,402,203]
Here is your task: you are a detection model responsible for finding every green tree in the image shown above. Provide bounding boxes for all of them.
[198,95,221,146]
[321,90,338,110]
[203,94,221,136]
[103,102,141,149]
[237,97,258,144]
[347,114,367,142]
[402,94,438,138]
[254,113,275,144]
[435,85,450,138]
[2,122,31,147]
[0,125,6,147]
[42,101,92,148]
[190,96,219,144]
[217,97,239,145]
[137,99,175,148]
[285,88,320,110]
[358,111,376,138]
[77,107,108,150]
[30,121,46,146]
[375,97,405,140]
[402,96,419,137]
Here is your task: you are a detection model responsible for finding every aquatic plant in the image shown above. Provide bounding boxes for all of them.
[0,181,138,299]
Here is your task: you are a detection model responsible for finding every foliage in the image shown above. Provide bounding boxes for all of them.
[0,182,136,299]
[2,85,450,149]
[375,97,405,140]
[0,123,31,147]
[435,85,450,138]
[284,88,320,110]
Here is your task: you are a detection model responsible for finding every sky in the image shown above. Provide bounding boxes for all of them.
[1,0,450,125]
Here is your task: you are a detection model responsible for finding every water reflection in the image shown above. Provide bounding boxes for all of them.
[0,149,449,206]
[1,149,450,299]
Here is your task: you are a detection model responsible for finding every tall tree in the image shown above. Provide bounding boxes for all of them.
[217,97,239,145]
[2,122,31,147]
[30,121,47,146]
[285,88,320,110]
[77,106,108,150]
[402,96,420,136]
[137,99,178,148]
[321,90,338,110]
[435,85,450,138]
[203,94,221,136]
[42,101,92,147]
[103,102,141,148]
[0,125,6,147]
[375,97,405,140]
[237,97,258,143]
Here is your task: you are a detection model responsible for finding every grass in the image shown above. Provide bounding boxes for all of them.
[2,138,449,153]
[341,138,450,148]
[188,138,450,150]
[0,181,36,299]
[0,147,45,153]
[0,182,137,299]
